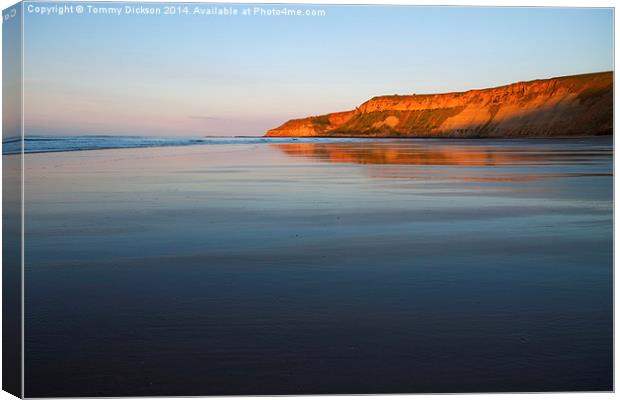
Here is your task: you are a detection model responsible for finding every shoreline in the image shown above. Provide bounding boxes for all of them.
[4,134,612,156]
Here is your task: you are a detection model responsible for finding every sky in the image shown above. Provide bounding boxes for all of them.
[21,3,614,137]
[3,2,22,139]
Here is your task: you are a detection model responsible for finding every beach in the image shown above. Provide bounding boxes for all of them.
[22,137,613,396]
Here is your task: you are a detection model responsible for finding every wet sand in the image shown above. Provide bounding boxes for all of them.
[23,137,612,396]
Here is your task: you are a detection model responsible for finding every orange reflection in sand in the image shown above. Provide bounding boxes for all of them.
[272,141,613,184]
[272,142,564,167]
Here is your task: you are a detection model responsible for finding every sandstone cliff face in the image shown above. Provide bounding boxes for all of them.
[266,72,613,138]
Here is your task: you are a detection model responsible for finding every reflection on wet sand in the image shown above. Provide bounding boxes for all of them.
[273,140,611,167]
[272,140,613,183]
[23,138,613,396]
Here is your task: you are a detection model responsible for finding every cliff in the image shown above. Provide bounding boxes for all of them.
[265,71,613,138]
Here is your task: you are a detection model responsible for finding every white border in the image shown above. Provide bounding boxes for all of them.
[0,1,615,400]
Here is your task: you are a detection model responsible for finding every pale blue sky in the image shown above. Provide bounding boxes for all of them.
[22,4,613,136]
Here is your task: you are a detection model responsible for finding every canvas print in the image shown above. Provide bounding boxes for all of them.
[2,2,614,397]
